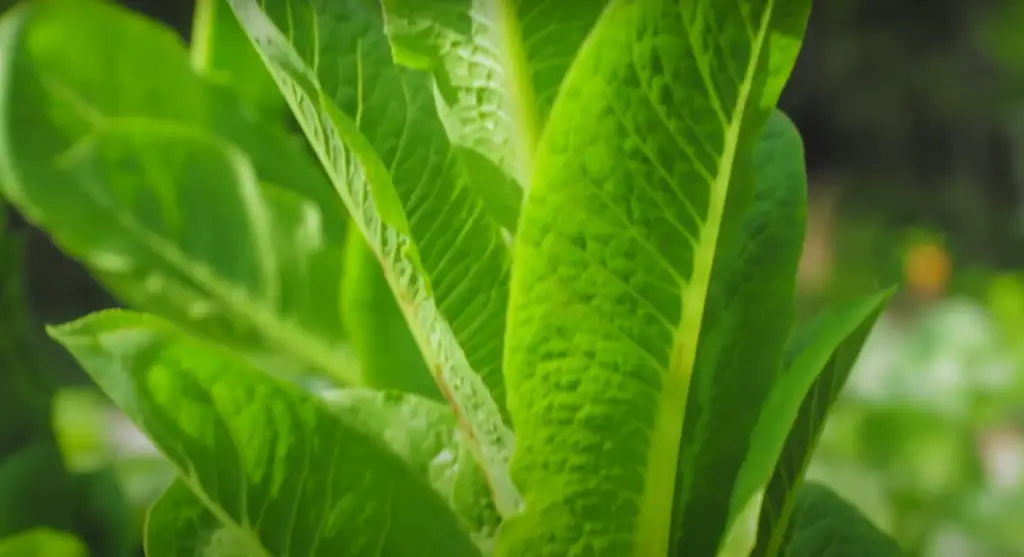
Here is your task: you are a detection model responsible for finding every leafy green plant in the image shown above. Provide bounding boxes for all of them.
[0,0,902,555]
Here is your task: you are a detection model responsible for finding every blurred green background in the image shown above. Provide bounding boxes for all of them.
[2,0,1024,556]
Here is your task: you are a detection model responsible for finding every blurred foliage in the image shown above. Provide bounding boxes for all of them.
[809,278,1024,557]
[0,199,138,555]
[785,0,1024,271]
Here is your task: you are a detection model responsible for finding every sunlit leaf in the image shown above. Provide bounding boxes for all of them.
[497,1,811,554]
[670,109,806,555]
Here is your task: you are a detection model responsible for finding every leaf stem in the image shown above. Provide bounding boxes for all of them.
[190,0,216,73]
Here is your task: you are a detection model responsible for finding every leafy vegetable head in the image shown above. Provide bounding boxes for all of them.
[0,0,902,555]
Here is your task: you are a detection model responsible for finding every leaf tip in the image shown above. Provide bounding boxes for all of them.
[45,308,157,347]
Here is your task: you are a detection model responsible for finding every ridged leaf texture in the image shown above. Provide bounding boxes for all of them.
[668,107,805,556]
[498,0,813,555]
[225,0,519,514]
[50,310,481,557]
[380,0,608,196]
[340,225,441,400]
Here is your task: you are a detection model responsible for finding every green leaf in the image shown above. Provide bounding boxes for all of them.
[717,490,764,557]
[0,529,89,557]
[0,0,352,381]
[226,0,519,514]
[319,388,458,476]
[189,0,286,119]
[782,483,905,557]
[760,0,811,105]
[498,0,810,554]
[450,145,523,233]
[379,0,607,191]
[439,435,503,549]
[49,309,482,557]
[340,224,440,400]
[147,389,500,554]
[669,109,807,556]
[320,388,501,540]
[145,480,266,557]
[254,181,351,378]
[152,383,488,555]
[753,291,893,557]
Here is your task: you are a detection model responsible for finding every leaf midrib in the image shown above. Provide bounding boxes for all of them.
[633,4,776,556]
[493,0,540,189]
[232,1,523,516]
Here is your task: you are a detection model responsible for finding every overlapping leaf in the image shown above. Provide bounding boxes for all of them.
[145,479,252,557]
[147,387,498,555]
[320,388,501,541]
[380,0,607,195]
[753,293,892,557]
[340,226,440,399]
[0,0,352,381]
[50,310,481,557]
[190,0,445,400]
[669,109,808,556]
[782,483,906,557]
[225,0,519,513]
[190,0,286,119]
[498,0,807,554]
[146,389,499,555]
